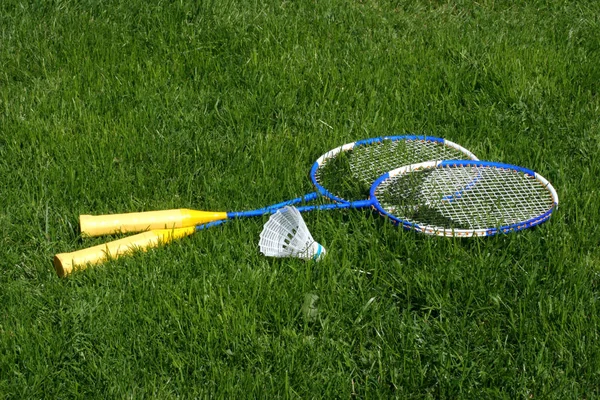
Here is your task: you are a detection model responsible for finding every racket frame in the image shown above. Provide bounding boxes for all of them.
[370,160,559,237]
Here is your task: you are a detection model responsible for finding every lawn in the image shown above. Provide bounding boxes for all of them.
[1,0,599,397]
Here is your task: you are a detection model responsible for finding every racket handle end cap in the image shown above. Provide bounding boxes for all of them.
[53,253,73,278]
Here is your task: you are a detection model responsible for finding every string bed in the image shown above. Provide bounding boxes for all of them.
[314,138,476,202]
[375,164,556,233]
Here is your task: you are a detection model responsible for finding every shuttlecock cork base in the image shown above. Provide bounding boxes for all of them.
[302,241,326,261]
[259,206,326,261]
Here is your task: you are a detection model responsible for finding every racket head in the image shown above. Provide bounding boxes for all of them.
[310,135,479,203]
[369,160,559,237]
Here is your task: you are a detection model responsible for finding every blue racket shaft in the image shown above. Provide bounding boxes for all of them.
[195,192,328,231]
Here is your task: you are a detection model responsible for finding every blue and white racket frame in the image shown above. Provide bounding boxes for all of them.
[310,135,479,204]
[369,160,560,238]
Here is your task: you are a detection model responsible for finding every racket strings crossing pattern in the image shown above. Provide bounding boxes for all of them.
[376,165,556,232]
[349,139,471,185]
[314,138,477,202]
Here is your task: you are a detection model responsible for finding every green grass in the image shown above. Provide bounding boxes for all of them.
[1,0,600,397]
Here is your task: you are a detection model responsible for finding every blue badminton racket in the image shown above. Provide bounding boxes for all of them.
[55,135,479,276]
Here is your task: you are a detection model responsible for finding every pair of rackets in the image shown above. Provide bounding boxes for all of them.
[54,136,559,277]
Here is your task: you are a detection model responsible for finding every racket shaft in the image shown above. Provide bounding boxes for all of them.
[80,209,228,237]
[54,227,196,277]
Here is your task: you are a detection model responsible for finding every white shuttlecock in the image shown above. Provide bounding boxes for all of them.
[259,206,326,261]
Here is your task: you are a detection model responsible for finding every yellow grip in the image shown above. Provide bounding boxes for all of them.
[80,209,228,237]
[54,227,197,277]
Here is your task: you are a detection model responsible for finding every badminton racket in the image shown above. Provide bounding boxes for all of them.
[54,135,479,276]
[79,136,478,236]
[54,160,558,277]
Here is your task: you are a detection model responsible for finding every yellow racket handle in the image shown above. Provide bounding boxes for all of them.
[54,227,196,277]
[80,209,228,237]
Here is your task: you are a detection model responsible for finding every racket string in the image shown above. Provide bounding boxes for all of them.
[314,139,475,202]
[376,166,556,231]
[349,140,471,186]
